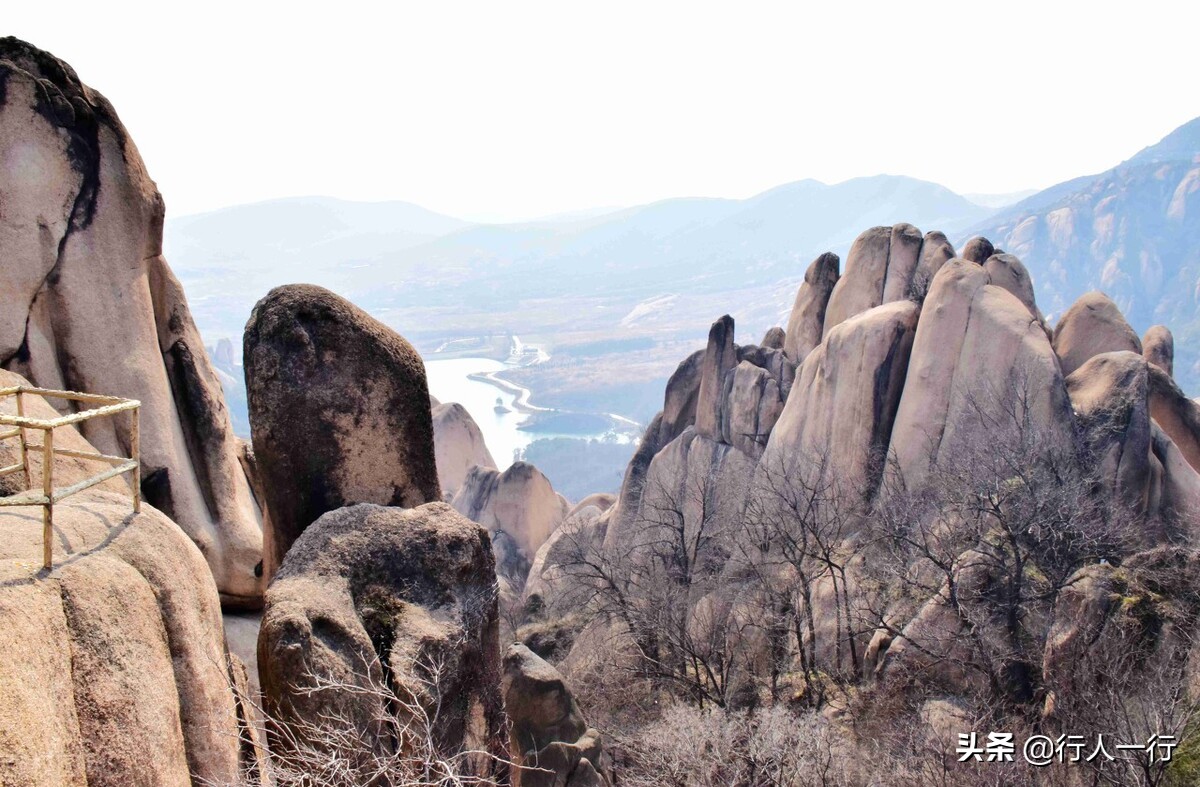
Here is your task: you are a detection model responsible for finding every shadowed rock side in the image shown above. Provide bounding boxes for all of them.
[0,37,263,607]
[432,400,497,497]
[0,379,253,785]
[258,503,507,776]
[504,644,612,787]
[244,284,441,580]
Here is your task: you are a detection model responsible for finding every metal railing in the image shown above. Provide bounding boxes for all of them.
[0,385,141,569]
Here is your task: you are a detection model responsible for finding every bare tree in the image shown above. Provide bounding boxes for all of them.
[737,447,868,704]
[558,468,756,708]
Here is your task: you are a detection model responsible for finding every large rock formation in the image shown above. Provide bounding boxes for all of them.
[886,259,1074,496]
[1051,291,1142,377]
[763,300,919,500]
[244,284,441,579]
[451,462,570,584]
[783,252,839,363]
[504,644,611,787]
[0,37,263,607]
[258,503,506,775]
[1143,324,1175,377]
[432,399,497,497]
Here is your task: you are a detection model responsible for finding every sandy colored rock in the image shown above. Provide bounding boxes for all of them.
[1147,363,1200,476]
[984,252,1042,320]
[881,222,924,303]
[719,360,785,458]
[0,37,263,607]
[504,643,611,787]
[1143,324,1175,377]
[433,401,497,496]
[887,260,1075,496]
[451,461,568,570]
[258,502,506,773]
[0,490,250,786]
[783,252,840,363]
[695,315,738,440]
[1066,352,1157,512]
[760,326,785,349]
[763,300,919,500]
[1052,291,1142,377]
[823,227,892,336]
[911,231,956,298]
[244,284,440,579]
[960,235,995,263]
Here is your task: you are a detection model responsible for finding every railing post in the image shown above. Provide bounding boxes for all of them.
[42,425,54,570]
[130,405,140,514]
[15,389,31,491]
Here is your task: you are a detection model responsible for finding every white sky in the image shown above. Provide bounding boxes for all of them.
[7,1,1199,221]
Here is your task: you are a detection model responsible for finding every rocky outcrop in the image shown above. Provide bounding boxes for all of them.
[910,231,956,297]
[762,300,919,500]
[0,37,263,607]
[244,284,441,579]
[760,326,785,350]
[695,315,738,440]
[959,236,995,264]
[1052,291,1142,377]
[432,400,497,496]
[1143,325,1175,377]
[451,462,569,582]
[886,259,1074,497]
[984,252,1043,322]
[504,644,611,787]
[0,408,251,787]
[1066,352,1161,517]
[783,252,839,363]
[881,222,924,303]
[823,226,893,336]
[258,503,506,774]
[524,498,612,610]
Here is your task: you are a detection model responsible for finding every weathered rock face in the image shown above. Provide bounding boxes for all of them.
[1052,291,1142,377]
[887,259,1075,497]
[984,252,1042,322]
[823,226,893,336]
[911,231,956,297]
[762,300,919,500]
[451,462,569,574]
[524,499,612,609]
[504,644,611,787]
[760,326,785,349]
[432,401,497,497]
[959,236,995,264]
[881,222,924,303]
[1147,364,1200,476]
[1143,324,1175,377]
[0,488,251,787]
[258,503,506,772]
[0,37,263,607]
[1066,352,1159,515]
[695,315,738,440]
[783,252,840,363]
[244,284,441,579]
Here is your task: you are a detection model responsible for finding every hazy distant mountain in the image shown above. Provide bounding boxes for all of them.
[963,189,1038,209]
[167,175,992,349]
[970,116,1200,393]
